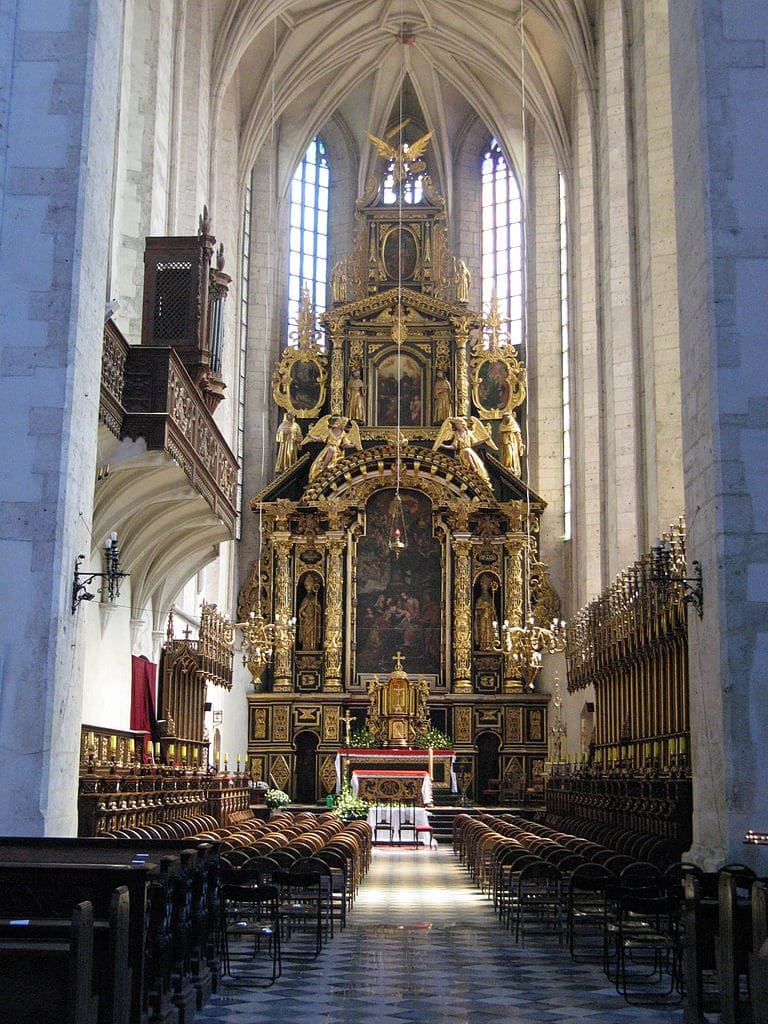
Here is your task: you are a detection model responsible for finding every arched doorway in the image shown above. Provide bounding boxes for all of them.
[476,732,501,805]
[295,731,319,805]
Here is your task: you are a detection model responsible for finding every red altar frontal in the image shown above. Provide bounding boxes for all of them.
[335,748,456,805]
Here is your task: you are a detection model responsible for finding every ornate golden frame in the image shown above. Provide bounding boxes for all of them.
[380,225,420,282]
[470,351,526,420]
[272,348,328,420]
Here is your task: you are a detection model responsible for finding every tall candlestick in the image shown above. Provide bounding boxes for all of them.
[428,746,434,779]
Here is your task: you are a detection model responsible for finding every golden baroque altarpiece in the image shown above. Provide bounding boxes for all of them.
[241,166,559,805]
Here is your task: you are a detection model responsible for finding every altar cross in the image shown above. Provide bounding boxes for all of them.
[392,650,406,672]
[340,709,356,747]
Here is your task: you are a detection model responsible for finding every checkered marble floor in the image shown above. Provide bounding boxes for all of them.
[201,845,685,1024]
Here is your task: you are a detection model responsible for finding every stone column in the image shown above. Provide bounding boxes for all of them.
[271,534,293,691]
[451,535,473,693]
[323,535,346,691]
[0,0,122,836]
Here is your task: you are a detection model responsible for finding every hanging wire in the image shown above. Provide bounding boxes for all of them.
[257,0,279,583]
[519,0,533,629]
[396,0,404,501]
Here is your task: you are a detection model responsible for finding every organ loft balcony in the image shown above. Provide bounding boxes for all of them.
[94,218,238,623]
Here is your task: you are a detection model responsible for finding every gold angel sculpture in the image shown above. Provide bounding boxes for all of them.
[367,125,434,184]
[433,416,497,487]
[301,414,362,483]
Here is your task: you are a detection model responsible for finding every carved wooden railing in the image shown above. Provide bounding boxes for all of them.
[100,319,129,436]
[122,347,238,534]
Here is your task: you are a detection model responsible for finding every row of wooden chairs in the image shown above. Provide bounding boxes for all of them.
[207,811,372,985]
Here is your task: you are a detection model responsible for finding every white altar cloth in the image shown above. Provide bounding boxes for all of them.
[367,805,434,845]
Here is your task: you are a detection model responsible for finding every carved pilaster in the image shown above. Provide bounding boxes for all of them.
[330,340,344,416]
[452,534,473,692]
[323,535,345,691]
[455,323,470,416]
[503,535,526,693]
[272,533,293,691]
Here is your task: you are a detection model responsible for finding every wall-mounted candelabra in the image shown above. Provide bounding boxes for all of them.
[226,608,297,683]
[499,615,567,687]
[72,532,129,612]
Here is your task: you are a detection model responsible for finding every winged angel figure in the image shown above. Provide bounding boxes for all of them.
[367,124,434,185]
[433,416,497,487]
[301,414,362,483]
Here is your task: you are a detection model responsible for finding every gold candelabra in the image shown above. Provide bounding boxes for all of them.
[499,615,567,685]
[226,608,296,683]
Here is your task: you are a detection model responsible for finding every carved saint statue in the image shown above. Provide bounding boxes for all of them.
[499,410,525,477]
[330,260,347,303]
[275,412,303,474]
[301,414,363,483]
[474,574,499,650]
[433,416,497,487]
[454,257,471,303]
[297,574,322,650]
[346,368,366,422]
[433,370,452,424]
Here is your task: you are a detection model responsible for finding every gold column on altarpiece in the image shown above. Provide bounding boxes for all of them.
[454,321,471,417]
[451,534,473,693]
[503,535,527,693]
[323,534,345,691]
[329,333,344,416]
[272,533,293,691]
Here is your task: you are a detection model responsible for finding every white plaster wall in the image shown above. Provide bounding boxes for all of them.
[0,0,122,835]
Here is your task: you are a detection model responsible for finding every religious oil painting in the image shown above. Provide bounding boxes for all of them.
[289,357,322,412]
[375,352,424,427]
[477,358,511,413]
[382,226,418,280]
[356,488,441,674]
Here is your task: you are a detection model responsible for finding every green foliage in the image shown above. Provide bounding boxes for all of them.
[348,725,376,748]
[415,725,453,749]
[332,780,370,820]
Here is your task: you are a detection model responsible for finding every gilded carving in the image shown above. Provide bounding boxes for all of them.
[319,755,338,794]
[454,706,473,743]
[452,536,473,691]
[272,705,290,743]
[323,705,340,743]
[270,754,290,792]
[505,706,523,744]
[253,707,267,741]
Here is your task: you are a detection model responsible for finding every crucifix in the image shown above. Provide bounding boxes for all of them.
[340,709,356,748]
[392,650,406,672]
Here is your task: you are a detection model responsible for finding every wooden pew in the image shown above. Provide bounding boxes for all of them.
[0,856,158,1024]
[682,871,753,1024]
[0,836,221,1024]
[750,881,768,1024]
[0,899,98,1024]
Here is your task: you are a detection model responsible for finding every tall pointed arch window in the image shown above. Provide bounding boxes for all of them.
[287,136,329,342]
[481,137,523,346]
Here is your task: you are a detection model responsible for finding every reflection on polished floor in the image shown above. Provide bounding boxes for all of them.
[201,845,684,1024]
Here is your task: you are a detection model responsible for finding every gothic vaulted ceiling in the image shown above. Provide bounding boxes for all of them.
[209,0,597,194]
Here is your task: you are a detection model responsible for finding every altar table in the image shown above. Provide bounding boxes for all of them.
[352,768,432,805]
[335,748,457,797]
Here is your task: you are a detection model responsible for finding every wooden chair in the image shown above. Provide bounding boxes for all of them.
[373,803,394,845]
[220,880,281,986]
[273,870,324,961]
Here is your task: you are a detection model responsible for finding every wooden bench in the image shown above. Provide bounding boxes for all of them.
[0,899,99,1024]
[0,836,221,1024]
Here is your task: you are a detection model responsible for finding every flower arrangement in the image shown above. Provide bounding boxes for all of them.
[348,725,375,748]
[332,780,369,820]
[415,725,453,749]
[264,788,290,810]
